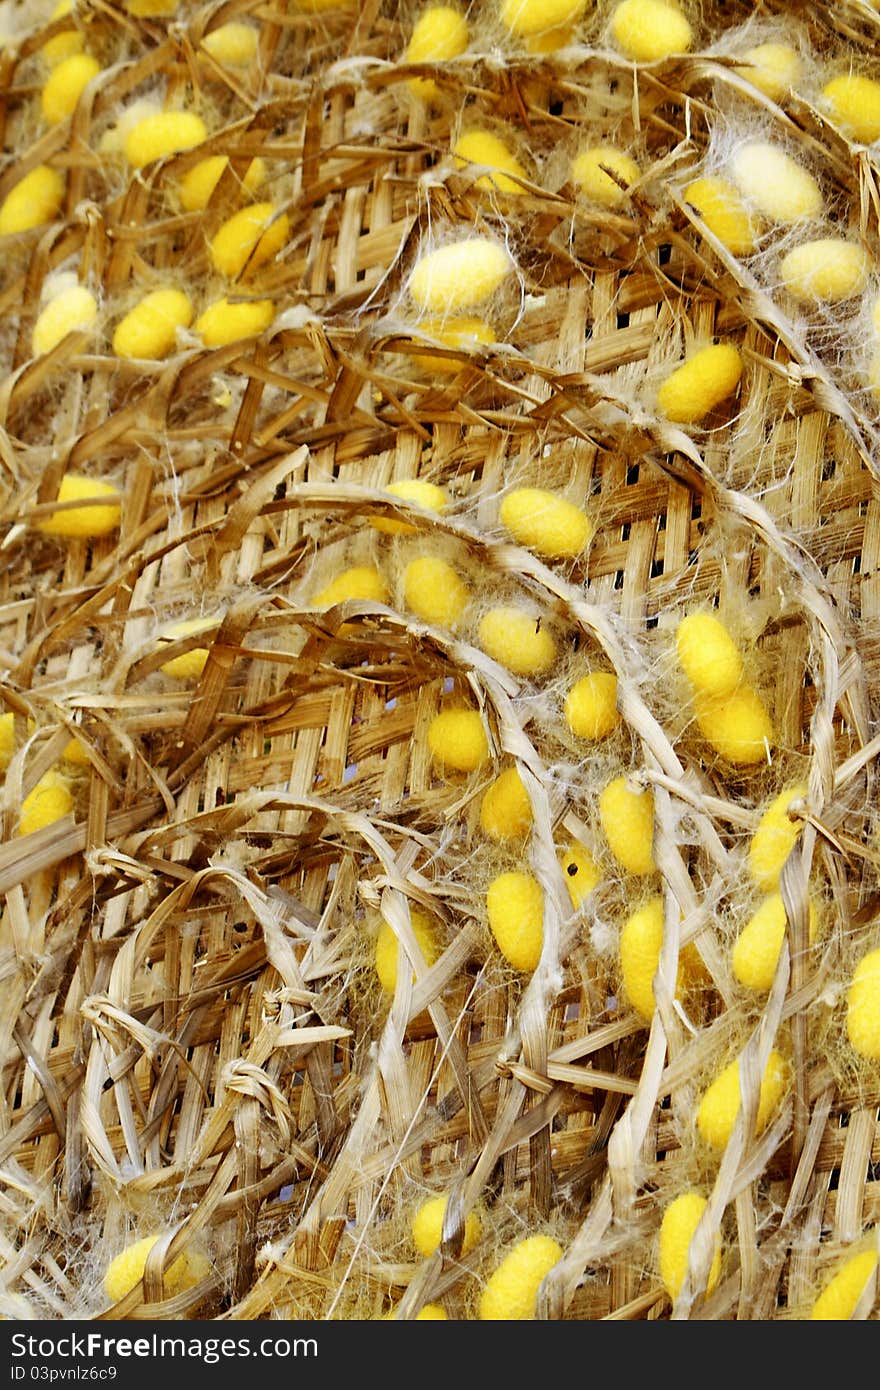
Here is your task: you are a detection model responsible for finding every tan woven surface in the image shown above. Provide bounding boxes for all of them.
[1,0,880,1320]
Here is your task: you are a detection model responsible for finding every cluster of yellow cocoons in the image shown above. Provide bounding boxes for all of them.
[103,1235,212,1304]
[675,611,773,765]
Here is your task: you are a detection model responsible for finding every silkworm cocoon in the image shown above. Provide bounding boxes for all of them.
[0,165,64,235]
[408,238,513,314]
[731,892,820,992]
[821,74,880,145]
[194,296,275,348]
[112,288,193,360]
[499,0,587,41]
[453,130,527,193]
[427,709,489,774]
[599,776,656,876]
[619,896,689,1020]
[375,908,441,993]
[0,712,16,772]
[558,841,601,908]
[732,43,802,101]
[748,784,807,890]
[564,672,619,740]
[36,474,121,537]
[675,611,743,697]
[404,6,469,100]
[103,1236,212,1303]
[486,870,544,972]
[658,1193,722,1302]
[209,202,290,279]
[200,22,259,66]
[479,1235,563,1320]
[683,176,760,256]
[41,52,100,124]
[157,617,217,680]
[41,0,84,66]
[479,766,532,841]
[499,487,592,559]
[124,111,208,169]
[370,479,448,535]
[846,946,880,1059]
[403,556,470,628]
[696,1048,789,1150]
[693,685,773,765]
[571,145,640,208]
[730,141,823,224]
[656,342,743,424]
[412,315,496,373]
[32,284,97,356]
[778,238,871,305]
[411,1193,482,1257]
[311,565,388,607]
[126,0,177,14]
[178,155,266,212]
[62,735,90,766]
[610,0,693,63]
[810,1249,878,1320]
[477,606,557,678]
[18,770,73,836]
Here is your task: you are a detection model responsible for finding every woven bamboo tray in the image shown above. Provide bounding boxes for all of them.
[1,0,879,1322]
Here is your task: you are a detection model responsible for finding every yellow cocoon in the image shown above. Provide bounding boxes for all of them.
[41,0,84,66]
[733,43,802,102]
[658,1192,722,1303]
[32,284,98,356]
[179,155,265,212]
[748,784,807,890]
[810,1249,878,1320]
[696,1048,789,1150]
[571,145,640,208]
[194,296,275,348]
[480,766,532,841]
[427,708,489,774]
[413,315,496,373]
[564,672,619,740]
[210,202,290,279]
[683,176,760,257]
[113,288,193,360]
[599,776,656,876]
[610,0,693,63]
[41,52,100,124]
[411,1193,482,1257]
[405,6,469,100]
[200,23,259,66]
[477,606,557,678]
[157,617,217,680]
[846,946,880,1060]
[103,1236,211,1303]
[479,1235,563,1320]
[375,908,441,993]
[403,556,470,627]
[822,74,880,145]
[486,870,544,972]
[619,895,689,1021]
[559,841,601,908]
[124,111,208,169]
[730,141,823,224]
[499,487,592,559]
[454,130,527,193]
[675,611,743,697]
[18,770,73,836]
[778,238,871,304]
[370,479,448,535]
[500,0,587,40]
[0,712,17,771]
[415,1304,447,1318]
[731,892,820,993]
[656,342,743,424]
[693,685,773,766]
[312,565,388,607]
[36,474,121,537]
[409,238,513,314]
[126,0,177,14]
[0,165,64,235]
